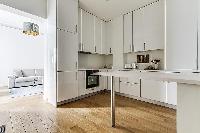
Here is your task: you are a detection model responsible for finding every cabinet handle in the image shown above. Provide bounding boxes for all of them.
[144,43,146,51]
[75,25,78,34]
[95,46,97,52]
[110,48,112,53]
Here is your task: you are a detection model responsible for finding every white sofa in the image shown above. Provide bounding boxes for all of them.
[8,69,44,89]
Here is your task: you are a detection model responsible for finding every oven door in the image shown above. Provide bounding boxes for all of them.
[86,70,99,89]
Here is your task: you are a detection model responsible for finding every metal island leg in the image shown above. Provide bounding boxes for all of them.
[111,76,115,127]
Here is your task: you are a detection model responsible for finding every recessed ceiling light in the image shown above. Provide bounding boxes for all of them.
[105,0,110,2]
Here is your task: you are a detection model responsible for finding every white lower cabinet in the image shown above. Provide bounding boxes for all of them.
[78,71,86,96]
[120,77,140,97]
[57,72,78,102]
[99,70,108,90]
[141,80,167,103]
[166,82,177,105]
[107,77,120,92]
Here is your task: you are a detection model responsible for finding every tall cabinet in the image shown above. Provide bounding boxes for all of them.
[133,0,164,52]
[166,0,198,70]
[46,0,78,106]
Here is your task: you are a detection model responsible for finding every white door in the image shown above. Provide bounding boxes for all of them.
[112,16,124,69]
[106,22,113,54]
[57,30,78,71]
[119,77,128,94]
[108,77,120,92]
[166,82,177,105]
[133,9,145,52]
[120,77,140,97]
[124,12,133,53]
[141,80,166,103]
[94,17,102,54]
[143,0,164,51]
[166,0,198,70]
[57,0,78,33]
[78,71,86,96]
[57,71,78,102]
[99,70,107,90]
[82,11,94,53]
[127,77,140,97]
[78,8,82,51]
[101,21,107,55]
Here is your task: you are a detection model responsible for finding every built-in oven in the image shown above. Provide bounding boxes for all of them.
[86,70,99,89]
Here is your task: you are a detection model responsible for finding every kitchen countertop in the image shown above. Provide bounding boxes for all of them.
[94,69,200,85]
[78,68,112,71]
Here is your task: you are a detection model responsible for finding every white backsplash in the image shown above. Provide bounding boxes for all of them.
[124,50,164,70]
[78,54,113,69]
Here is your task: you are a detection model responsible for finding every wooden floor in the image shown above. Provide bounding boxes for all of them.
[0,91,176,133]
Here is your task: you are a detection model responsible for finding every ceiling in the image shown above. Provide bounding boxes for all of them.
[79,0,156,21]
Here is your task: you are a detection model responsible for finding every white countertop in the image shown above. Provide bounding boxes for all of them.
[95,70,200,85]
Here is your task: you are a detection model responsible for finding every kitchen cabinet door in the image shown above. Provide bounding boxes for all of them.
[57,30,78,71]
[133,9,145,52]
[101,21,107,54]
[78,8,82,51]
[141,80,166,103]
[82,11,95,53]
[124,12,133,53]
[78,71,86,96]
[120,77,140,97]
[112,16,124,69]
[105,22,113,55]
[108,77,120,92]
[166,0,198,70]
[143,0,164,51]
[94,17,102,54]
[99,70,108,90]
[57,0,78,33]
[166,82,177,105]
[57,71,78,102]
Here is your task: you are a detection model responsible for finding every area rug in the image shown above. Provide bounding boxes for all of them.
[10,85,43,98]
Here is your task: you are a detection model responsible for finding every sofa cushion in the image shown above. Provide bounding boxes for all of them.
[13,69,23,78]
[22,69,35,77]
[15,77,36,83]
[35,69,44,76]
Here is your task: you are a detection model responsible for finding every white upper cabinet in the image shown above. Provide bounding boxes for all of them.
[166,0,198,70]
[57,0,78,33]
[143,0,164,51]
[101,21,107,54]
[57,30,78,71]
[133,9,145,52]
[94,17,102,54]
[133,0,164,52]
[105,22,113,54]
[82,10,95,53]
[124,12,133,53]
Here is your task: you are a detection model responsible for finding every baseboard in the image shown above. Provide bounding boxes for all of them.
[57,89,176,110]
[57,90,106,106]
[107,90,176,109]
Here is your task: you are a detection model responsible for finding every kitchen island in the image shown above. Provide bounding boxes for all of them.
[95,70,200,133]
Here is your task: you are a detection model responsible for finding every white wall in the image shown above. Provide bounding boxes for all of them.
[0,0,47,18]
[0,26,45,87]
